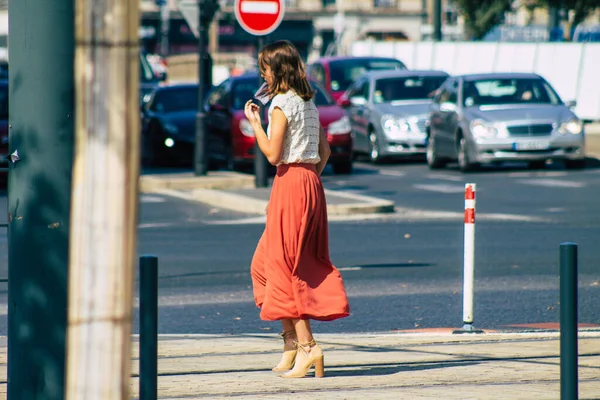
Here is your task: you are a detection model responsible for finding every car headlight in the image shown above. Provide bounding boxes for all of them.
[164,122,179,134]
[239,119,255,137]
[470,119,498,138]
[328,116,351,135]
[381,115,411,136]
[558,118,582,135]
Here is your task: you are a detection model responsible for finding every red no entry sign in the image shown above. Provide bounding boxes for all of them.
[234,0,285,36]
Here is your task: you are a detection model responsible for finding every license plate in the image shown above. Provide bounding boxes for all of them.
[513,141,550,151]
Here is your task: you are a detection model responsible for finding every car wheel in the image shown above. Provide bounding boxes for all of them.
[426,136,447,169]
[564,159,586,170]
[145,123,166,167]
[457,137,478,173]
[332,159,353,175]
[222,142,237,171]
[528,160,546,170]
[369,131,383,164]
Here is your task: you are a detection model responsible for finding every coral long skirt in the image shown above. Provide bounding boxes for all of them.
[250,163,350,321]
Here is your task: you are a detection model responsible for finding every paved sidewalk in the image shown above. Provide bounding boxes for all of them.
[124,331,600,399]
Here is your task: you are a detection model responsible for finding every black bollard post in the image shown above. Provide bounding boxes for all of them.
[140,255,158,400]
[560,242,578,400]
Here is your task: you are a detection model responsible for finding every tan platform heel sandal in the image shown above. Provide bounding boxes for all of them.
[282,339,324,378]
[272,330,298,372]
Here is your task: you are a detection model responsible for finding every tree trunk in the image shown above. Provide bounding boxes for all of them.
[65,0,140,398]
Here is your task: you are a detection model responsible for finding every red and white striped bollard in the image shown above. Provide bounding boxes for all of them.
[463,183,476,329]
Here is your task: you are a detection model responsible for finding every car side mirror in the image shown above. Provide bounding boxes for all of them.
[440,102,457,113]
[565,100,577,110]
[157,71,168,82]
[338,97,352,108]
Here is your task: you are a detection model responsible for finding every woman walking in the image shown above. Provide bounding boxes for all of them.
[244,40,350,379]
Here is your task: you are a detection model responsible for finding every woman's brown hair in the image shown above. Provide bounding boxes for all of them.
[258,40,315,101]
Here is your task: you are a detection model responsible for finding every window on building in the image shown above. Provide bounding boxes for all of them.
[374,0,397,8]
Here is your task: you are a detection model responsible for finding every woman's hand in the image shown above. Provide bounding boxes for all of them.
[244,100,262,127]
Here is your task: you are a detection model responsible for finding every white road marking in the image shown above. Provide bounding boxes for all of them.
[508,171,568,178]
[413,183,466,193]
[138,222,174,229]
[204,207,548,225]
[338,267,363,271]
[518,179,585,188]
[140,195,166,203]
[426,174,464,182]
[378,170,406,177]
[240,1,278,14]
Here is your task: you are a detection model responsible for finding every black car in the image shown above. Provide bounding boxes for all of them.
[141,83,220,167]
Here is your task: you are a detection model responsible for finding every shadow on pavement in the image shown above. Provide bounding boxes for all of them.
[324,360,481,378]
[349,263,435,269]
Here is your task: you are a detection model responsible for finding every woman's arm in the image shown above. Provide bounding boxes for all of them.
[315,126,331,176]
[244,100,287,165]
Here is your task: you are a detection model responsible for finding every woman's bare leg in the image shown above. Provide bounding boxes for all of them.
[292,319,314,344]
[281,319,295,335]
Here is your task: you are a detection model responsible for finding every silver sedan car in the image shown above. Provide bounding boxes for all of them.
[426,73,586,172]
[339,70,449,163]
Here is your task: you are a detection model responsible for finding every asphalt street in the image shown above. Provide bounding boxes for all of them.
[0,159,599,336]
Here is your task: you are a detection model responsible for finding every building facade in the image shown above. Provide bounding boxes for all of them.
[139,0,430,60]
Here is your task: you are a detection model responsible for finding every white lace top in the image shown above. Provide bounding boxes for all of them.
[267,90,321,166]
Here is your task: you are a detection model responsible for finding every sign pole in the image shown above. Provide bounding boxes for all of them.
[254,36,269,188]
[234,0,284,187]
[193,0,219,176]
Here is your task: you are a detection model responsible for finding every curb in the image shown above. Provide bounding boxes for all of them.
[190,188,396,216]
[140,171,255,192]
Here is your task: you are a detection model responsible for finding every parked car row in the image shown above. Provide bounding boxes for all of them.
[140,54,587,173]
[141,73,354,174]
[308,56,586,172]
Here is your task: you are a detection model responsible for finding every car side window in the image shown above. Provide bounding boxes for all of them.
[359,80,370,101]
[218,80,231,108]
[345,80,360,99]
[309,64,326,86]
[438,79,458,105]
[149,92,164,112]
[208,80,228,107]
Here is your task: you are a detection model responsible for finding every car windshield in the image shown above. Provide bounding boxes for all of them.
[151,87,198,113]
[463,78,562,107]
[329,59,405,92]
[0,85,7,119]
[232,79,334,109]
[373,76,447,103]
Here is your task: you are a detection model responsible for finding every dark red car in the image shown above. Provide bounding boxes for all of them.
[0,80,8,187]
[205,73,354,175]
[307,56,407,103]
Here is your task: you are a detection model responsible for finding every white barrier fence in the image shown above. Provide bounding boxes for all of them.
[351,41,600,122]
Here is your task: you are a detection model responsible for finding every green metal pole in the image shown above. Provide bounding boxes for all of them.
[194,0,208,176]
[7,0,74,399]
[433,0,442,41]
[139,255,158,400]
[560,242,578,400]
